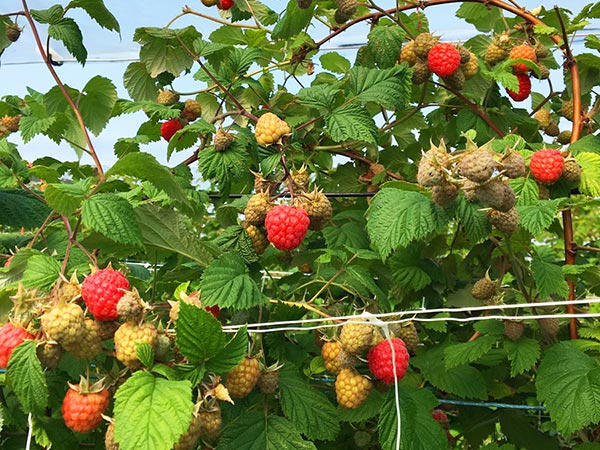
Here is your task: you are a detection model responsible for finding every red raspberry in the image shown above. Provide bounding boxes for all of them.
[62,385,109,433]
[219,0,234,9]
[432,409,449,424]
[427,43,461,77]
[81,268,130,321]
[264,205,310,251]
[160,119,183,141]
[0,323,34,368]
[205,305,220,319]
[509,44,537,73]
[506,73,531,102]
[529,148,565,184]
[367,338,410,385]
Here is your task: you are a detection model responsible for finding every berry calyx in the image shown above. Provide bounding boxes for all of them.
[62,384,109,433]
[264,205,310,251]
[529,148,565,184]
[506,73,531,102]
[81,268,130,321]
[367,338,410,384]
[427,43,461,77]
[160,119,183,141]
[0,323,34,368]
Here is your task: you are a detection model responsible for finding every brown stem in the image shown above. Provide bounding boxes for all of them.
[575,245,600,253]
[319,147,404,181]
[25,211,57,249]
[21,0,105,181]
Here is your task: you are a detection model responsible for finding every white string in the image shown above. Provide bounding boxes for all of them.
[25,413,32,450]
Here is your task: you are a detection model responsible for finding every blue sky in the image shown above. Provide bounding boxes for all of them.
[0,0,596,168]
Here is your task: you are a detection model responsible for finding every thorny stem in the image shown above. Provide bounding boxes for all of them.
[172,5,263,30]
[268,298,332,319]
[318,147,404,181]
[21,0,105,182]
[25,212,57,249]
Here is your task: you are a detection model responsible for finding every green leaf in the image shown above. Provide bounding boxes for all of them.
[197,145,249,193]
[271,0,315,39]
[217,412,317,450]
[0,189,52,228]
[107,152,191,210]
[347,66,411,110]
[379,387,447,450]
[19,115,58,143]
[134,26,200,78]
[320,52,350,74]
[123,62,158,101]
[205,327,248,374]
[455,196,491,243]
[82,194,143,247]
[200,252,267,310]
[530,248,569,299]
[388,249,433,291]
[49,18,87,64]
[511,177,539,206]
[114,371,194,450]
[78,76,117,135]
[444,335,497,369]
[411,346,487,399]
[30,5,64,24]
[67,0,120,33]
[326,102,378,144]
[135,204,219,267]
[498,409,559,450]
[278,365,340,441]
[297,84,341,113]
[576,152,600,197]
[536,342,600,434]
[504,337,540,377]
[44,181,87,216]
[136,343,155,369]
[517,199,561,235]
[7,340,48,415]
[367,24,405,68]
[337,390,385,422]
[22,254,62,290]
[176,302,225,363]
[366,189,449,260]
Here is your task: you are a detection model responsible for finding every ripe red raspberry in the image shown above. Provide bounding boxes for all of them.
[509,44,537,73]
[0,323,34,368]
[367,338,410,385]
[506,73,531,102]
[432,409,449,425]
[62,385,109,433]
[205,305,220,319]
[264,205,310,251]
[427,43,461,77]
[219,0,234,10]
[529,148,565,184]
[81,268,130,321]
[160,119,183,141]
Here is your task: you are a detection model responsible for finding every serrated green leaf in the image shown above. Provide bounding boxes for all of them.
[337,389,385,422]
[379,387,447,450]
[517,199,561,235]
[197,145,249,193]
[576,152,600,197]
[271,0,315,39]
[297,84,341,113]
[367,24,405,68]
[67,0,120,33]
[201,252,267,310]
[217,412,317,450]
[389,249,433,291]
[19,115,57,143]
[107,152,191,210]
[49,18,87,64]
[135,204,220,267]
[367,189,449,260]
[21,254,62,289]
[444,336,497,369]
[79,75,117,135]
[114,371,194,450]
[511,177,539,206]
[320,52,350,74]
[278,364,340,441]
[0,189,52,228]
[536,342,600,434]
[82,193,143,247]
[136,343,155,369]
[205,326,248,374]
[123,62,158,101]
[7,340,48,415]
[455,196,490,243]
[530,248,569,299]
[498,409,559,450]
[411,346,487,399]
[326,102,377,143]
[44,182,87,216]
[347,66,411,110]
[176,302,225,363]
[504,337,540,377]
[30,5,64,24]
